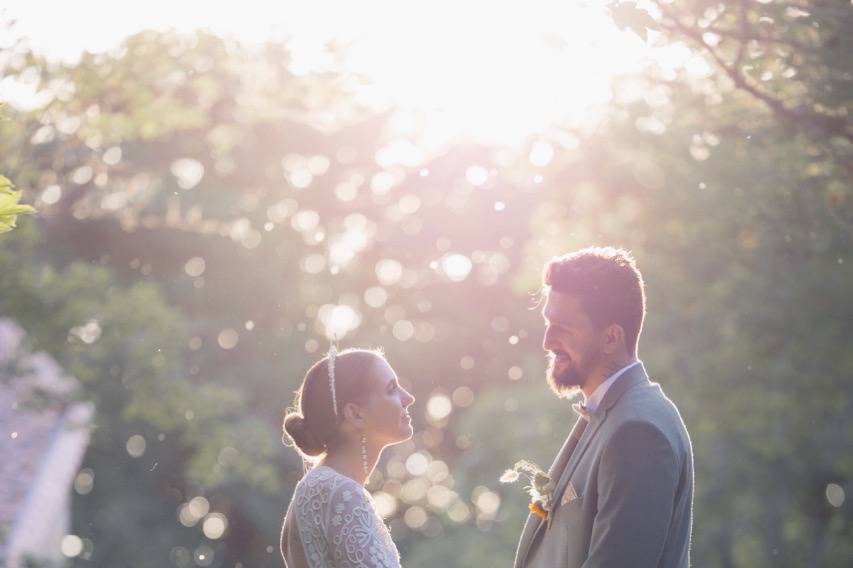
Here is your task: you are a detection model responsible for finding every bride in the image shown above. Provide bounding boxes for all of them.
[280,347,416,568]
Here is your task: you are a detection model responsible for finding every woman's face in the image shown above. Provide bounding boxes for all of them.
[360,358,415,446]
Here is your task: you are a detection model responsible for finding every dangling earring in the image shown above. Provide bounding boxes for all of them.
[361,433,369,476]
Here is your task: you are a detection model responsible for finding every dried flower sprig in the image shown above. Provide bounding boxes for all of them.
[500,459,556,519]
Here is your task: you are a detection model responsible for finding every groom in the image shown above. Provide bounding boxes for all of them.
[514,247,693,568]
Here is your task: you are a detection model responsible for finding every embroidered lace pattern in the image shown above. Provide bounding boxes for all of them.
[293,466,400,568]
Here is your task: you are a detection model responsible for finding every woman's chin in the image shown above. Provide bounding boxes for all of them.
[398,422,414,441]
[381,418,414,445]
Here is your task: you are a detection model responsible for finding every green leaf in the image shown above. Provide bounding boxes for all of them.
[0,175,14,194]
[0,180,37,233]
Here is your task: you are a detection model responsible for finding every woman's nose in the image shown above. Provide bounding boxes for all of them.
[403,390,415,406]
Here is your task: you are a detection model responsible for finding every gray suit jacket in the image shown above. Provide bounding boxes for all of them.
[514,363,693,568]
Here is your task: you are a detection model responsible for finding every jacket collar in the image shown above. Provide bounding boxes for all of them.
[599,360,649,413]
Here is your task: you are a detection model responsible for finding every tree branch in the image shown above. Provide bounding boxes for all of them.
[695,26,814,52]
[653,2,853,144]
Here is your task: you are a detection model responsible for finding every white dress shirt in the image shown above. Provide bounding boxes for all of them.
[582,360,641,414]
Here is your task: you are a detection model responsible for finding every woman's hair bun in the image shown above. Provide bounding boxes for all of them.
[283,412,326,457]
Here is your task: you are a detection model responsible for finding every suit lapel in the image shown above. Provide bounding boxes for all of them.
[548,415,589,479]
[514,509,544,568]
[515,416,587,568]
[548,412,605,522]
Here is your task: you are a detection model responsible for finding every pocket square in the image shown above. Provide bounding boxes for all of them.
[560,482,579,506]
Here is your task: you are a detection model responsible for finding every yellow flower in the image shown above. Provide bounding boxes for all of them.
[529,501,548,520]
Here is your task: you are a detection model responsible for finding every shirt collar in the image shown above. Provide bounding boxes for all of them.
[582,360,641,415]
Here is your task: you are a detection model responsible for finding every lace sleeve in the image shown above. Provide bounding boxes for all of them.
[325,478,401,568]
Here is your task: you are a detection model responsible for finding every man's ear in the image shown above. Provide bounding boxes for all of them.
[342,401,365,428]
[601,324,625,354]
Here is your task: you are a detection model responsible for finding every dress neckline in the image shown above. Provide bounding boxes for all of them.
[310,464,365,487]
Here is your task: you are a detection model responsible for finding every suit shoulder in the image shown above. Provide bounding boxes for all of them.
[608,384,691,452]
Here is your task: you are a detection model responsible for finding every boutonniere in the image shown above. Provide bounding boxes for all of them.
[500,460,555,520]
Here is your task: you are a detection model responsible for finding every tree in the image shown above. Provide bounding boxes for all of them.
[0,226,289,567]
[2,8,851,565]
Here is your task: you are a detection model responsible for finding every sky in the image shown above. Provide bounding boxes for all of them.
[1,0,708,144]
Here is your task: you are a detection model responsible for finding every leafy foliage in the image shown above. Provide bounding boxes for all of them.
[0,174,36,233]
[1,2,852,565]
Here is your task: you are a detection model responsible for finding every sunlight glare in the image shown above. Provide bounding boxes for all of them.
[319,303,361,339]
[4,0,681,145]
[339,0,654,143]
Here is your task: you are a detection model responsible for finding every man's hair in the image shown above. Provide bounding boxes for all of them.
[543,247,646,354]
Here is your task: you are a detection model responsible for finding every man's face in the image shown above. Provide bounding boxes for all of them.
[542,290,602,396]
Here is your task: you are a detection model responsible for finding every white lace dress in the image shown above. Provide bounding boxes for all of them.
[282,465,401,568]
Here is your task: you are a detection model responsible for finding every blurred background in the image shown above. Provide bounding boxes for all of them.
[1,0,851,566]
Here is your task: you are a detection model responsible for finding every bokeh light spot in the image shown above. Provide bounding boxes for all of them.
[202,513,228,539]
[126,435,146,458]
[217,329,239,349]
[184,256,206,277]
[373,491,398,518]
[474,488,501,518]
[404,505,428,529]
[301,253,327,274]
[170,158,204,190]
[189,496,210,519]
[427,393,452,421]
[376,259,404,286]
[319,304,362,339]
[392,320,415,341]
[61,535,84,558]
[292,210,320,232]
[448,501,471,523]
[364,286,389,308]
[405,452,430,476]
[194,545,214,567]
[40,184,62,204]
[401,478,429,504]
[529,140,555,167]
[74,468,95,495]
[826,483,846,508]
[441,254,472,282]
[103,146,122,165]
[465,165,489,186]
[452,386,475,407]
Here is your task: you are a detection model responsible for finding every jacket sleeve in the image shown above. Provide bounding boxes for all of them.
[583,421,679,567]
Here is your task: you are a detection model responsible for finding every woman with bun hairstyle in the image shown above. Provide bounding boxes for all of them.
[280,347,415,568]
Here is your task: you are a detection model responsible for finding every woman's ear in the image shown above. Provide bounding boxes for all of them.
[342,401,365,429]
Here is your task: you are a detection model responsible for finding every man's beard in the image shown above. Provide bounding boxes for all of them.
[546,351,595,397]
